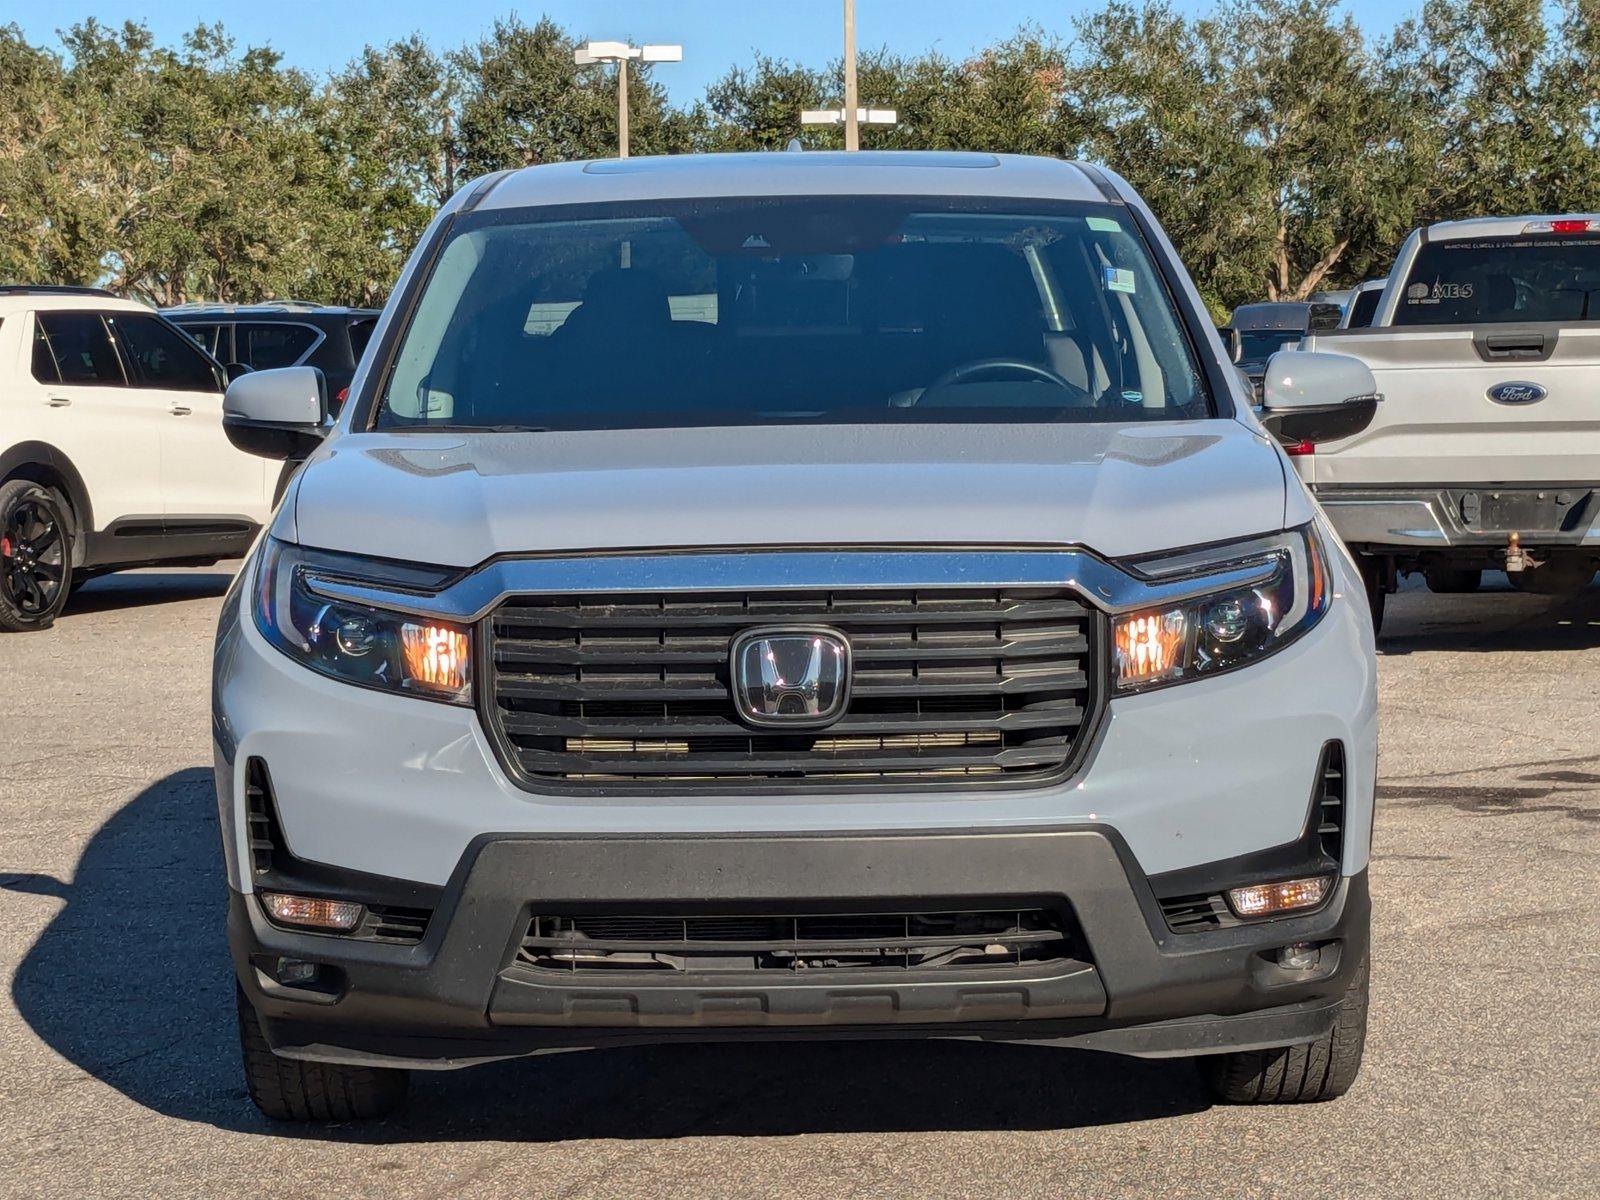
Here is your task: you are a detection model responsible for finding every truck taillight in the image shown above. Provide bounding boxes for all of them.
[1525,218,1593,234]
[1285,441,1314,456]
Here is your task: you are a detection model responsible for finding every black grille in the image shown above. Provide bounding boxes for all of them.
[518,909,1077,973]
[355,904,432,944]
[484,587,1101,790]
[1158,892,1240,932]
[244,758,282,877]
[1316,742,1346,862]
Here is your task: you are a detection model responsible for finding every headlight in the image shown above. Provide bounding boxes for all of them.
[1112,524,1331,693]
[252,538,471,704]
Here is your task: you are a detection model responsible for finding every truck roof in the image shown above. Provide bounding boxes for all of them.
[1228,301,1342,331]
[476,151,1114,211]
[1423,214,1600,241]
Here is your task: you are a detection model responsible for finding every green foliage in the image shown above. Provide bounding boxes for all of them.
[1,4,1598,311]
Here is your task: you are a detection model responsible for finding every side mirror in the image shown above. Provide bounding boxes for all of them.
[1259,350,1380,446]
[222,366,330,460]
[1218,326,1240,363]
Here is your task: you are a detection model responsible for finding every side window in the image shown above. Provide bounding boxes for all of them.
[107,313,221,393]
[31,320,61,383]
[33,312,125,386]
[238,322,318,370]
[176,322,224,358]
[347,316,377,359]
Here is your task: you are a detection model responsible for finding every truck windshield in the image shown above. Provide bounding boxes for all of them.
[1395,234,1600,325]
[374,197,1212,431]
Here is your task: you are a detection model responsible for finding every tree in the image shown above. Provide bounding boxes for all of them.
[326,37,462,302]
[1069,1,1430,312]
[453,16,687,173]
[1396,0,1600,221]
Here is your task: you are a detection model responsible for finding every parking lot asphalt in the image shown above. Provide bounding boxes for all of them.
[1,567,1596,1200]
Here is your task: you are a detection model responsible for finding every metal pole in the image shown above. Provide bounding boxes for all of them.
[617,57,630,159]
[843,0,859,151]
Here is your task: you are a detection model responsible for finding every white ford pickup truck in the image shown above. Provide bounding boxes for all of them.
[1297,215,1600,629]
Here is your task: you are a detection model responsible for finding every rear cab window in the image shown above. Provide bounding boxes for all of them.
[371,196,1214,432]
[1396,231,1600,324]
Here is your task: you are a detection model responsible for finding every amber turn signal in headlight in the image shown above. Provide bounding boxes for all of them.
[1226,875,1332,918]
[401,622,471,695]
[1112,524,1332,693]
[261,892,364,931]
[253,538,473,705]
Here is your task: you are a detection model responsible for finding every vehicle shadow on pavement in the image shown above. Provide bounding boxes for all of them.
[62,570,235,618]
[7,767,1211,1140]
[1378,577,1600,655]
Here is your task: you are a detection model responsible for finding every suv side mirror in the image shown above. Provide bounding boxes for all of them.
[1259,350,1380,446]
[223,366,330,460]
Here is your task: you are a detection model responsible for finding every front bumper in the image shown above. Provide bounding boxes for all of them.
[1315,484,1600,551]
[234,828,1369,1069]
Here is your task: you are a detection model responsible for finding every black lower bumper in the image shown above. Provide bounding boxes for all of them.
[232,828,1369,1070]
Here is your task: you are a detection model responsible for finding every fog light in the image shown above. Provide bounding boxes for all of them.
[261,892,363,931]
[1227,875,1332,918]
[275,957,321,987]
[1276,942,1322,971]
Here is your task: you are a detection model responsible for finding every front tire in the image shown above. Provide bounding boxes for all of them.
[1355,554,1386,635]
[0,480,74,633]
[1198,951,1369,1104]
[236,985,409,1121]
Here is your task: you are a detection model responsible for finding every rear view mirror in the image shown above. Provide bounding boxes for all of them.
[223,366,330,460]
[1259,350,1380,446]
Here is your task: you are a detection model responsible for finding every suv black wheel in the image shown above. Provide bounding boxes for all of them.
[0,480,74,633]
[236,985,409,1121]
[1198,951,1369,1104]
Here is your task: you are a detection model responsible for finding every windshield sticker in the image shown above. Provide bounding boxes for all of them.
[1405,278,1474,305]
[1087,216,1121,233]
[1103,266,1137,294]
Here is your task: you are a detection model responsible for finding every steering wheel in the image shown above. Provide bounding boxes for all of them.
[910,357,1081,406]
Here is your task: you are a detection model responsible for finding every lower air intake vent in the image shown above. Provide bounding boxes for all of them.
[518,909,1078,974]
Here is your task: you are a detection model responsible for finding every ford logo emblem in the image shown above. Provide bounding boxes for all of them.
[1487,381,1547,405]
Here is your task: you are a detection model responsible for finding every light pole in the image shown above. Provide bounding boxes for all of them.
[800,3,898,148]
[842,0,858,152]
[573,40,683,159]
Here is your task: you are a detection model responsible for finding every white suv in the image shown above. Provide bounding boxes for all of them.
[0,287,278,631]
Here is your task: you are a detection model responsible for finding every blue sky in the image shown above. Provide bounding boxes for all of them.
[6,0,1418,103]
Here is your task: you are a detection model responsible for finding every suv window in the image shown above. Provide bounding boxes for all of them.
[33,312,125,386]
[377,198,1213,431]
[109,313,220,392]
[238,321,319,370]
[177,321,228,359]
[1396,234,1600,324]
[347,316,377,359]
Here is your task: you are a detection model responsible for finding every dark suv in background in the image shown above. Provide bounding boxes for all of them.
[164,303,380,409]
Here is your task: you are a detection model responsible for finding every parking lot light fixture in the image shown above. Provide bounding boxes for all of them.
[573,40,683,159]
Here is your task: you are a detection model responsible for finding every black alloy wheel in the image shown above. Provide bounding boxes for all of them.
[0,481,74,632]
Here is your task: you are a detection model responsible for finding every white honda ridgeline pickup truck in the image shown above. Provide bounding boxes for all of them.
[1300,215,1600,628]
[213,152,1382,1121]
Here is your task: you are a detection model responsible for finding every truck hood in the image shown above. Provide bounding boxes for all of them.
[286,420,1289,568]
